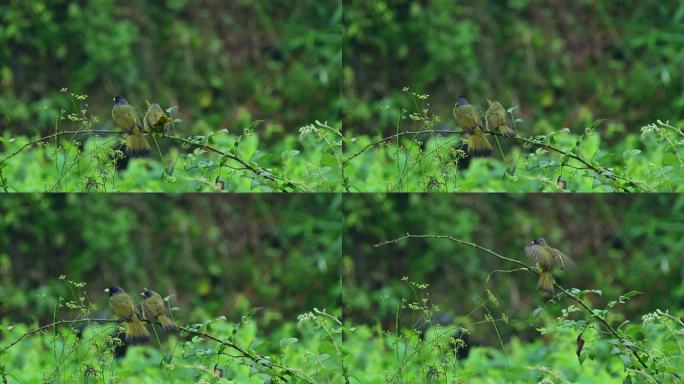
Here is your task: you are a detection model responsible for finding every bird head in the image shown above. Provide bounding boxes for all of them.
[534,237,547,245]
[113,96,128,106]
[455,96,469,107]
[140,288,155,299]
[104,285,124,296]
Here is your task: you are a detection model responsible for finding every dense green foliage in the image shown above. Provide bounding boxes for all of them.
[2,194,684,382]
[343,194,684,382]
[0,1,342,192]
[343,1,684,191]
[0,195,341,320]
[2,0,684,381]
[0,195,343,382]
[3,1,684,191]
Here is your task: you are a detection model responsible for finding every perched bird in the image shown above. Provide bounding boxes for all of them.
[141,289,177,332]
[485,100,516,137]
[524,237,569,298]
[143,102,172,135]
[453,97,492,157]
[112,96,151,157]
[105,286,150,344]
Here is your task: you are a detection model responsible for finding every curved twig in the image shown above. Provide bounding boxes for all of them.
[178,325,314,383]
[0,318,117,355]
[0,318,313,383]
[160,135,306,192]
[343,129,650,192]
[374,233,656,377]
[0,129,306,192]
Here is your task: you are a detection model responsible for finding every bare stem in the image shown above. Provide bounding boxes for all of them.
[374,233,655,376]
[0,129,305,192]
[344,129,651,192]
[0,318,313,383]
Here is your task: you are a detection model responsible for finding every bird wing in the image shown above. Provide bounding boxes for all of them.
[110,294,137,320]
[505,112,514,128]
[146,293,166,318]
[527,244,557,269]
[486,106,501,130]
[454,105,481,132]
[114,105,140,132]
[552,248,576,270]
[524,243,541,263]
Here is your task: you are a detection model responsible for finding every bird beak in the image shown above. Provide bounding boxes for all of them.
[140,292,145,296]
[104,288,110,293]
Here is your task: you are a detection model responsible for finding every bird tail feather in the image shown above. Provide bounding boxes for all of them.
[537,272,555,298]
[467,132,493,157]
[127,132,151,157]
[157,315,177,332]
[125,318,151,344]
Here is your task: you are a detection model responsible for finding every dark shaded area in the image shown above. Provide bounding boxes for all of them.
[345,1,684,137]
[343,194,684,345]
[0,194,342,328]
[0,0,342,138]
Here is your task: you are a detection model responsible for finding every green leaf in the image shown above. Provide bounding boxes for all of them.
[281,150,301,160]
[530,307,544,321]
[622,149,641,159]
[279,337,298,348]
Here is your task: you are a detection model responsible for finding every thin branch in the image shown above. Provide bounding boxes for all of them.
[343,129,461,166]
[160,135,306,192]
[374,234,531,270]
[0,129,306,192]
[344,129,651,192]
[0,130,117,165]
[374,234,655,376]
[0,318,117,355]
[178,325,314,383]
[0,318,314,383]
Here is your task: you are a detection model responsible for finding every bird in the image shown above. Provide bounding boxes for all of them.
[453,96,492,157]
[485,100,516,137]
[112,96,151,157]
[143,102,172,135]
[104,286,150,344]
[141,288,177,332]
[524,237,569,298]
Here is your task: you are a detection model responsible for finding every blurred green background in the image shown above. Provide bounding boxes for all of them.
[343,194,684,345]
[344,1,684,137]
[0,194,342,328]
[0,0,342,138]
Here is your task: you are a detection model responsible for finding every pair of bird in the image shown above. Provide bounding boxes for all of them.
[525,237,573,298]
[111,97,172,157]
[453,97,516,157]
[104,286,177,344]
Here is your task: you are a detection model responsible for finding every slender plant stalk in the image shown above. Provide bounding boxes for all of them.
[374,233,661,379]
[344,129,652,192]
[0,318,314,383]
[0,129,306,192]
